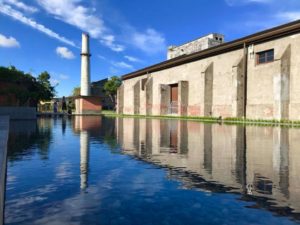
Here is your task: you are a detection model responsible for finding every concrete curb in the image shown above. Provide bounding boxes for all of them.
[0,116,9,225]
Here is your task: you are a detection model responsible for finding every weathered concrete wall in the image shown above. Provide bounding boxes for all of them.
[118,75,147,114]
[0,116,9,225]
[122,49,244,118]
[120,32,300,120]
[247,34,299,120]
[0,107,36,119]
[289,33,300,120]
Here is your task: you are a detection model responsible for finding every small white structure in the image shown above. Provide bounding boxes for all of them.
[167,33,224,59]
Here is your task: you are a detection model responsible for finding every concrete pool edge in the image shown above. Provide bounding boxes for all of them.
[0,116,9,225]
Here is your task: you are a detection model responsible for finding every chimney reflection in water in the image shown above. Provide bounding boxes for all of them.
[80,131,89,190]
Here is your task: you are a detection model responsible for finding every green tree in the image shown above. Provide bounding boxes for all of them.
[103,76,122,108]
[0,66,56,106]
[37,71,56,100]
[72,86,81,96]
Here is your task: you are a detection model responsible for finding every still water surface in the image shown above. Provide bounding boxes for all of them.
[5,116,300,224]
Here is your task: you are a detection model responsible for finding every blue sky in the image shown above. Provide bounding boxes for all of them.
[0,0,300,97]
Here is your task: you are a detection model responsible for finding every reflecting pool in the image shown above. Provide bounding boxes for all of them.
[5,116,300,224]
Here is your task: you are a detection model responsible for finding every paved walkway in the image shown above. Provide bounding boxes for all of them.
[0,116,9,225]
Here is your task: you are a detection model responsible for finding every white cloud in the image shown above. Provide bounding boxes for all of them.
[97,55,106,60]
[36,0,124,52]
[124,55,142,63]
[50,78,59,86]
[56,46,75,59]
[0,33,20,47]
[59,74,69,80]
[100,35,125,52]
[112,61,133,70]
[277,11,300,21]
[0,4,76,47]
[132,28,166,54]
[225,0,272,6]
[37,0,105,38]
[4,0,38,13]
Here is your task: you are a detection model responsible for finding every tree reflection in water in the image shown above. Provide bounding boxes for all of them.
[8,118,53,161]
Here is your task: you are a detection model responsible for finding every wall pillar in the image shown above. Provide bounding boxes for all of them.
[160,84,170,115]
[133,81,140,114]
[232,57,245,117]
[202,63,213,116]
[273,45,291,120]
[117,84,124,114]
[178,81,189,116]
[145,77,153,115]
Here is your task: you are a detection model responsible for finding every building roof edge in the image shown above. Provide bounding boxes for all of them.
[122,19,300,81]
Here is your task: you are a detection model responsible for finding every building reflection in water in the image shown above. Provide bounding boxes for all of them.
[116,117,300,216]
[74,116,102,190]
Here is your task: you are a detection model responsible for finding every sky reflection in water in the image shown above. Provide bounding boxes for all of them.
[5,116,300,225]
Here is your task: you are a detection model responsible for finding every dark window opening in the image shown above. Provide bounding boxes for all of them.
[256,49,274,65]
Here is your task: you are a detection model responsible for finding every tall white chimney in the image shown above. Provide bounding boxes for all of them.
[80,33,91,96]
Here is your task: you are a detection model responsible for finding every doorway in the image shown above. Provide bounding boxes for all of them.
[170,84,178,114]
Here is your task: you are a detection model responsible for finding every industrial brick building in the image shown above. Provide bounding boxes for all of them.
[117,20,300,120]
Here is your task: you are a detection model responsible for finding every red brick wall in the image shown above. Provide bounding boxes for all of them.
[81,97,102,111]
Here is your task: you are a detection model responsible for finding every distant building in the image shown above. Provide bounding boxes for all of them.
[167,33,224,59]
[91,79,114,110]
[117,20,300,120]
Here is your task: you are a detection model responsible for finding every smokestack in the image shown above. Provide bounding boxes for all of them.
[80,33,91,96]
